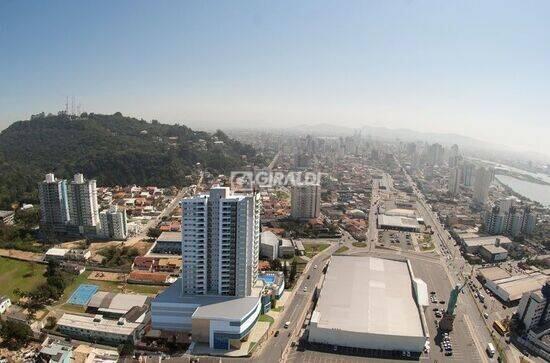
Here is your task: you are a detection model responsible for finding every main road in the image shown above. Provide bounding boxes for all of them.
[399,162,506,363]
[170,243,339,363]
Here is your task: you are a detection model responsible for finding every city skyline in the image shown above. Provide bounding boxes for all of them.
[1,1,549,156]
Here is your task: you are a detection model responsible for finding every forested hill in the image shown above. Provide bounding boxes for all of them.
[0,112,263,208]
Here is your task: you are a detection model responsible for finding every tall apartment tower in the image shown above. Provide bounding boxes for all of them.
[181,186,260,297]
[291,184,321,220]
[38,173,70,235]
[447,167,462,196]
[448,144,460,168]
[98,205,128,240]
[67,173,100,235]
[473,167,494,206]
[461,162,475,187]
[517,282,550,331]
[484,198,537,237]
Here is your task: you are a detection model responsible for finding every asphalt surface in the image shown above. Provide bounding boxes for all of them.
[173,243,339,363]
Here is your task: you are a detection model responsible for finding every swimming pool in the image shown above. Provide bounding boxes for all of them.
[258,274,276,284]
[67,284,99,306]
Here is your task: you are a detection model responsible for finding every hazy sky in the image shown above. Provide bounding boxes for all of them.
[1,1,549,156]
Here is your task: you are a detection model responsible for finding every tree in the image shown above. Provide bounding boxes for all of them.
[45,316,57,329]
[14,207,39,229]
[118,341,135,356]
[289,259,297,284]
[147,227,161,239]
[0,319,33,349]
[271,258,282,271]
[282,261,288,281]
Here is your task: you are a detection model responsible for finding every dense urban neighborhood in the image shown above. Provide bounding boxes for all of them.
[0,117,549,363]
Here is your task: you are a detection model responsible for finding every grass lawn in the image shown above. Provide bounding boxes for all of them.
[352,242,367,248]
[258,314,274,325]
[0,257,46,301]
[60,270,92,302]
[335,246,349,254]
[419,235,435,251]
[303,242,330,258]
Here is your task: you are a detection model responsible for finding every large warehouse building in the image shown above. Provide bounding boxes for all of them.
[377,214,420,232]
[309,256,429,353]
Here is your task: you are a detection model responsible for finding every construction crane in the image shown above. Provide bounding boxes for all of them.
[439,277,470,332]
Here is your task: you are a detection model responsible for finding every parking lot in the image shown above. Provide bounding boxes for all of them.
[287,343,421,363]
[378,230,418,251]
[411,259,485,363]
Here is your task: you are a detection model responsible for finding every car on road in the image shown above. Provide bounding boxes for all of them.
[303,286,308,292]
[314,265,318,269]
[483,313,489,319]
[274,330,279,337]
[284,321,290,328]
[439,300,446,304]
[307,275,310,279]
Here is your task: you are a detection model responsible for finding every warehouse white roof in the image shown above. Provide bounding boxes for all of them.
[463,235,512,248]
[378,214,420,230]
[384,208,417,218]
[312,256,425,338]
[45,248,68,257]
[57,313,140,336]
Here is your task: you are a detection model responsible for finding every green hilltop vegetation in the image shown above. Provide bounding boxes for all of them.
[0,112,264,209]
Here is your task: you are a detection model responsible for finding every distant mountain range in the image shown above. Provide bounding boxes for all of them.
[0,112,262,209]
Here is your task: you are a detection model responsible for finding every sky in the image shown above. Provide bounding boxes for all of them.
[1,0,549,156]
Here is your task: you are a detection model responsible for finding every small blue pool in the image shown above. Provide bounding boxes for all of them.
[67,284,99,306]
[258,274,276,284]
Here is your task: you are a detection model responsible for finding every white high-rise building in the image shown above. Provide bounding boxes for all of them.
[181,186,260,297]
[517,283,550,331]
[448,167,461,196]
[484,198,537,237]
[291,184,321,220]
[448,144,460,168]
[67,173,100,235]
[461,162,475,187]
[38,173,70,235]
[98,205,128,240]
[473,167,494,206]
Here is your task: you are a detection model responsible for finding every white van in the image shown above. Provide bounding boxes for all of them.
[486,342,495,357]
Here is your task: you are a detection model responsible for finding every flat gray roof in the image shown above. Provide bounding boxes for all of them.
[156,232,182,242]
[153,279,259,321]
[491,273,549,301]
[88,291,149,314]
[313,256,425,337]
[479,266,511,281]
[481,244,508,254]
[463,235,512,247]
[378,214,420,229]
[260,231,279,247]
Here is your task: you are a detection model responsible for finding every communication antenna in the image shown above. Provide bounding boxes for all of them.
[65,96,69,114]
